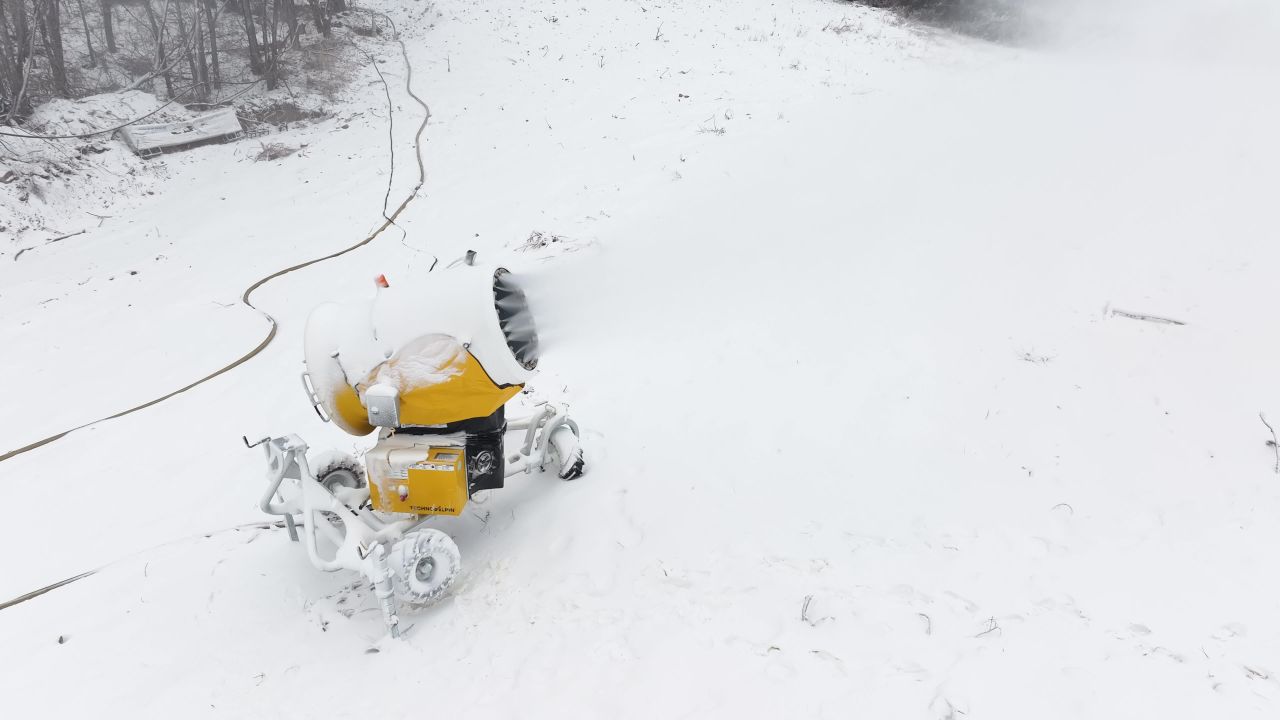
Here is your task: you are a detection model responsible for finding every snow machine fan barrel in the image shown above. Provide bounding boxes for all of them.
[493,268,539,370]
[302,261,541,436]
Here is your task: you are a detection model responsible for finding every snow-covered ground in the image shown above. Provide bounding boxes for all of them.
[2,0,1279,717]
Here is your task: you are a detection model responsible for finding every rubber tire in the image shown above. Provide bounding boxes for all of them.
[310,451,366,531]
[311,450,366,492]
[388,529,461,606]
[548,427,586,480]
[558,452,586,480]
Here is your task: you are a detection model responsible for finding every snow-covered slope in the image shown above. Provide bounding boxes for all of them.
[2,0,1278,717]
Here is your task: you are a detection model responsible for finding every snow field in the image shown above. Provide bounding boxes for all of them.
[2,0,1279,717]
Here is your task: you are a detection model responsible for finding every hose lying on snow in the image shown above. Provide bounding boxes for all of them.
[0,22,429,466]
[1,19,429,613]
[0,521,288,612]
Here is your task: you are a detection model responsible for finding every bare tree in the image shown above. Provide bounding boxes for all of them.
[99,0,115,53]
[142,0,174,98]
[0,0,36,119]
[74,0,96,67]
[192,0,209,97]
[306,0,328,38]
[253,0,282,90]
[0,0,347,120]
[238,0,263,74]
[202,0,219,89]
[0,0,19,109]
[173,0,200,96]
[0,0,37,120]
[282,0,297,49]
[35,0,69,97]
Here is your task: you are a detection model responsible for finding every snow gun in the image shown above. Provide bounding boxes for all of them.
[247,252,585,637]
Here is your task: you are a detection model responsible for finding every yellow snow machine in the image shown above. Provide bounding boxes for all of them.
[248,253,585,637]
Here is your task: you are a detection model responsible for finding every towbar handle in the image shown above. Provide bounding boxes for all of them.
[258,435,308,516]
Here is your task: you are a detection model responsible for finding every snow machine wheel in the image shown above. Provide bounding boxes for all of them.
[559,452,586,481]
[311,450,366,493]
[309,451,366,531]
[548,426,586,480]
[388,529,461,606]
[558,456,585,480]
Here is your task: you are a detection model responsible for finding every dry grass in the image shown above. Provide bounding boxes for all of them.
[824,17,862,35]
[253,142,298,162]
[238,100,328,128]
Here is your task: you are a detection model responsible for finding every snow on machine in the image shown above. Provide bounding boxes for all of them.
[248,253,585,637]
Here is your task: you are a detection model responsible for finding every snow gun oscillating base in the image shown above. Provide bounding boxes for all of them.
[248,402,584,638]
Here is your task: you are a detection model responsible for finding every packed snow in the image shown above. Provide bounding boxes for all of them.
[2,0,1279,717]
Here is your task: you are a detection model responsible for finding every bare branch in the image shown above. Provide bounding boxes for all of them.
[1261,412,1279,474]
[1109,306,1186,326]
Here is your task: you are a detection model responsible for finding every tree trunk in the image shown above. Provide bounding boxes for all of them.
[0,13,13,117]
[203,0,220,90]
[306,0,327,38]
[99,0,115,53]
[282,0,297,48]
[173,1,198,95]
[1,0,32,117]
[261,0,278,90]
[192,1,209,99]
[0,0,16,104]
[75,0,96,67]
[258,0,269,55]
[37,0,69,97]
[9,0,30,72]
[143,0,174,98]
[5,55,32,122]
[241,0,262,73]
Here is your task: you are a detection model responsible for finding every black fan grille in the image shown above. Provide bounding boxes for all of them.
[492,270,539,371]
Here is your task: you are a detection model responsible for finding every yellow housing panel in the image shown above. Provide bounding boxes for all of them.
[332,384,375,436]
[396,351,522,426]
[369,447,468,516]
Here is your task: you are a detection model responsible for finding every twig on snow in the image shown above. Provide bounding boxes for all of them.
[15,230,88,261]
[1260,412,1279,474]
[698,115,726,135]
[918,612,932,636]
[1109,306,1186,326]
[801,594,832,626]
[45,230,86,245]
[975,617,1001,637]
